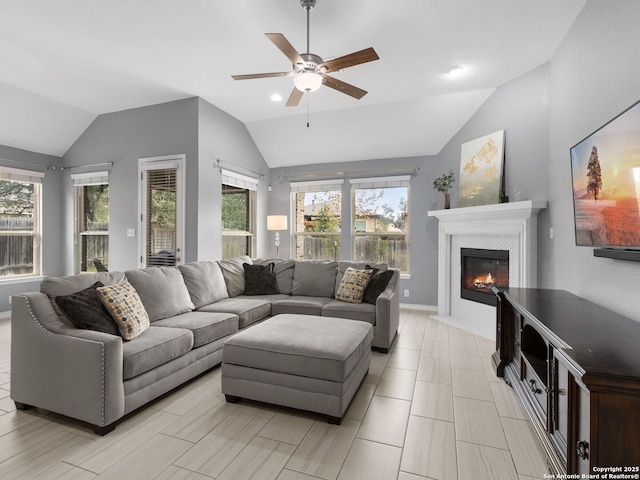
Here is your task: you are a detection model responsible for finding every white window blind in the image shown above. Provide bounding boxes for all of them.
[349,175,411,189]
[0,166,45,184]
[290,179,344,193]
[221,169,258,191]
[71,171,109,186]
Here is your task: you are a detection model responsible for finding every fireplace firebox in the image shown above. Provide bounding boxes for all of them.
[460,248,509,306]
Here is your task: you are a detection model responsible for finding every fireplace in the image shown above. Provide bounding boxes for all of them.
[460,248,509,306]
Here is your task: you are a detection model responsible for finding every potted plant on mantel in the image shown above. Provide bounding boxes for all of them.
[433,170,455,209]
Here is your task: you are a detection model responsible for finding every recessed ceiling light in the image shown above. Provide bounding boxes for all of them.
[447,66,464,76]
[271,93,283,102]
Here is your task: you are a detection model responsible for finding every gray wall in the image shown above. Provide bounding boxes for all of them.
[63,96,270,272]
[63,98,200,272]
[197,99,270,261]
[542,0,640,321]
[269,157,439,306]
[265,62,551,307]
[0,144,63,313]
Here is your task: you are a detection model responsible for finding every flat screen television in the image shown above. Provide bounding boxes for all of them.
[570,99,640,250]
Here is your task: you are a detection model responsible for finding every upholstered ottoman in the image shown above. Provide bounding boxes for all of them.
[221,314,373,423]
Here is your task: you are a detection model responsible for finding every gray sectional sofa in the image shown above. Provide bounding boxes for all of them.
[10,257,399,434]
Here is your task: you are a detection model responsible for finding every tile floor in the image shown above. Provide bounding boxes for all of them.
[0,309,550,479]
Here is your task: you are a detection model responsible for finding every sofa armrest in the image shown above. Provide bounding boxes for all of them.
[10,293,125,428]
[374,269,400,351]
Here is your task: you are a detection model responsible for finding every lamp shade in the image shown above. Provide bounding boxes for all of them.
[267,215,288,231]
[293,72,323,93]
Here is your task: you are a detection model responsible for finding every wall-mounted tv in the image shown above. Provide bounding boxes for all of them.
[571,99,640,250]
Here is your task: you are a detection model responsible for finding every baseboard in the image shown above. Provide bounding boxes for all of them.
[0,311,10,320]
[400,303,438,312]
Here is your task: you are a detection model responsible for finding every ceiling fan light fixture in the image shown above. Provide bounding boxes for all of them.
[294,71,323,92]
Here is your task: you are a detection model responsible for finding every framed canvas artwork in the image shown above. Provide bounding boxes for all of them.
[458,130,505,207]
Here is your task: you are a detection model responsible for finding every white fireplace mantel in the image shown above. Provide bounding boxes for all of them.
[428,200,547,316]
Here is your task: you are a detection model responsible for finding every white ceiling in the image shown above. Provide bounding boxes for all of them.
[0,0,586,167]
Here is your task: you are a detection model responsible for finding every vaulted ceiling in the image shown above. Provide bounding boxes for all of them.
[0,0,586,167]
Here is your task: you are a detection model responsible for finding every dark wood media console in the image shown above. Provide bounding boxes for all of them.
[493,287,640,475]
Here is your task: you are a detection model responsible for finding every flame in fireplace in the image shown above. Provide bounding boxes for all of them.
[474,273,494,288]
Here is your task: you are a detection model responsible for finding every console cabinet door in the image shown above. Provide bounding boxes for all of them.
[575,384,590,475]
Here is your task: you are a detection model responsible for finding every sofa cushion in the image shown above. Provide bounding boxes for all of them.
[218,256,252,297]
[197,297,271,329]
[122,326,194,380]
[41,271,126,298]
[223,314,373,383]
[125,267,194,321]
[152,311,238,348]
[41,271,126,324]
[243,263,279,296]
[292,260,338,298]
[253,259,295,294]
[178,261,229,309]
[335,267,373,304]
[363,269,395,304]
[55,281,120,336]
[271,296,334,316]
[322,300,377,325]
[97,281,151,341]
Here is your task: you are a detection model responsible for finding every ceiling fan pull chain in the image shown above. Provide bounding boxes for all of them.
[307,95,310,128]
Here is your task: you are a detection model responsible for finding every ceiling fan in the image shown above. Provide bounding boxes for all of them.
[232,0,379,106]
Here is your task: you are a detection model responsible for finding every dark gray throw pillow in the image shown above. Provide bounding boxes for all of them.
[243,263,279,296]
[55,281,120,335]
[363,270,394,304]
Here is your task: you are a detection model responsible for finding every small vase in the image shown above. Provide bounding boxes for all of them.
[444,193,451,209]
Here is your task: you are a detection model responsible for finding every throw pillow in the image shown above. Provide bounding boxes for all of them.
[335,267,373,304]
[55,282,120,336]
[243,263,279,296]
[97,281,150,341]
[363,269,395,305]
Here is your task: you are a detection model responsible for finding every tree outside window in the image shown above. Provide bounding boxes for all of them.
[0,175,40,277]
[352,186,409,271]
[78,184,109,272]
[293,190,342,261]
[222,184,254,258]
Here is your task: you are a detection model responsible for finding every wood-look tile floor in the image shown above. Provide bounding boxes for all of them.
[0,309,550,479]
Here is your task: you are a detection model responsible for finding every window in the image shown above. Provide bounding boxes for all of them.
[139,155,185,267]
[351,176,410,272]
[291,179,343,261]
[0,166,43,278]
[221,169,258,259]
[72,171,109,272]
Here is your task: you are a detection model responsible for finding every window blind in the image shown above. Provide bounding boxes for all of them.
[290,178,344,193]
[71,170,109,186]
[0,166,45,184]
[146,168,177,267]
[349,175,411,189]
[221,169,258,191]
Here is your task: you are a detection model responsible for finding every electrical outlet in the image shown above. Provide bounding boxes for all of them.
[8,297,11,304]
[550,227,554,239]
[404,289,410,298]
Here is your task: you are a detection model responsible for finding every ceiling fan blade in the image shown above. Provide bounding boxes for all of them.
[265,33,305,66]
[232,72,292,80]
[319,47,379,73]
[286,87,304,107]
[322,75,368,99]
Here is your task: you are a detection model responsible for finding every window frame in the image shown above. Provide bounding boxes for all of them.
[221,183,256,258]
[138,155,185,268]
[72,171,109,273]
[0,166,44,280]
[290,179,344,261]
[350,176,410,273]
